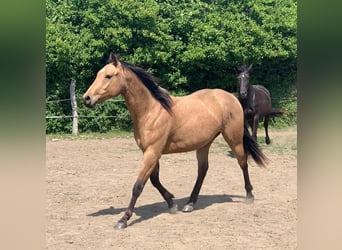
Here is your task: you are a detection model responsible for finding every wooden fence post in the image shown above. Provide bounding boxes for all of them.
[70,79,78,135]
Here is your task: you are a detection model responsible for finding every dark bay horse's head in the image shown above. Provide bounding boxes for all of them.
[236,64,253,99]
[83,53,125,108]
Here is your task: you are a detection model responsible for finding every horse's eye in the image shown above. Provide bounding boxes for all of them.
[105,75,113,79]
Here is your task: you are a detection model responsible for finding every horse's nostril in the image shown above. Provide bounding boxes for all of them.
[83,95,91,105]
[83,95,92,107]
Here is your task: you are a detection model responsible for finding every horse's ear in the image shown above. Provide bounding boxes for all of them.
[108,52,120,66]
[247,64,253,72]
[235,65,244,73]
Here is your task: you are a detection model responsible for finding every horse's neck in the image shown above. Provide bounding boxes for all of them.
[243,85,257,109]
[247,84,254,94]
[121,71,156,124]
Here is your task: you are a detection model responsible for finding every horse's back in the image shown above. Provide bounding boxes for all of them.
[254,85,271,98]
[181,88,242,115]
[190,88,239,104]
[250,85,272,113]
[172,88,243,128]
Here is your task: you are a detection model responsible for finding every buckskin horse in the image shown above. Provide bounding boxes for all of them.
[236,64,284,144]
[83,53,268,229]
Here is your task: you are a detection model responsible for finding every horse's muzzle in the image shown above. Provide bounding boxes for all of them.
[83,95,95,108]
[240,92,247,99]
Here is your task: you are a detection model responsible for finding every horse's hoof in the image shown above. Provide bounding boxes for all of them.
[245,198,254,204]
[114,221,127,229]
[169,204,178,214]
[245,193,254,204]
[182,203,194,212]
[266,138,270,144]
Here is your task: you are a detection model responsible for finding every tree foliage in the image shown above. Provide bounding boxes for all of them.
[46,0,297,133]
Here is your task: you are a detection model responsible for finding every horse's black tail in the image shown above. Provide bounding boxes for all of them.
[270,108,285,117]
[243,125,268,167]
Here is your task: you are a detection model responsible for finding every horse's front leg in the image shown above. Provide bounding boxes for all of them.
[114,149,161,229]
[252,114,260,142]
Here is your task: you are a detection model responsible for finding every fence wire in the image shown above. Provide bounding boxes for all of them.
[46,96,296,119]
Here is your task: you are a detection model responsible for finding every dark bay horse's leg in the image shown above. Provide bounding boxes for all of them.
[183,143,211,212]
[252,114,260,142]
[264,115,270,144]
[114,149,160,229]
[244,110,253,132]
[247,118,253,132]
[150,161,178,213]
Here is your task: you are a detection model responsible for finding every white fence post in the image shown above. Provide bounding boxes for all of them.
[70,79,78,135]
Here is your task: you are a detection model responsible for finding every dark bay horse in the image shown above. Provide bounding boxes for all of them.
[236,64,284,144]
[83,53,268,229]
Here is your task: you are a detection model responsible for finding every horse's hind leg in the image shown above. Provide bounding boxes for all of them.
[150,161,178,213]
[222,130,254,203]
[264,115,270,144]
[182,143,211,212]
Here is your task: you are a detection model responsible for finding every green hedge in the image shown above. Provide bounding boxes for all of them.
[46,0,297,133]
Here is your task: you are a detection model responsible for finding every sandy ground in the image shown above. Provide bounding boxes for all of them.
[46,127,297,249]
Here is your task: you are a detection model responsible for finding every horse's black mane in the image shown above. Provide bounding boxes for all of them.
[107,55,173,112]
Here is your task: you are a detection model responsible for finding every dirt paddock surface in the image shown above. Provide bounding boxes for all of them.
[46,127,297,249]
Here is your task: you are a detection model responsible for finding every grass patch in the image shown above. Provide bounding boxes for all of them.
[261,126,297,157]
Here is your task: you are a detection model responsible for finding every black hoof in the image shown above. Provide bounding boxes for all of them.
[169,203,178,214]
[114,221,127,229]
[266,137,270,144]
[182,203,194,212]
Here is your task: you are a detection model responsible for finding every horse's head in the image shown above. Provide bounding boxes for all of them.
[83,53,125,108]
[236,64,252,99]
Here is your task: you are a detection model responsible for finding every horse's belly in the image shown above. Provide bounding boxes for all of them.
[163,137,216,154]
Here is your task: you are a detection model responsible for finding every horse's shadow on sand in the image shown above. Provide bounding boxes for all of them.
[87,194,245,227]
